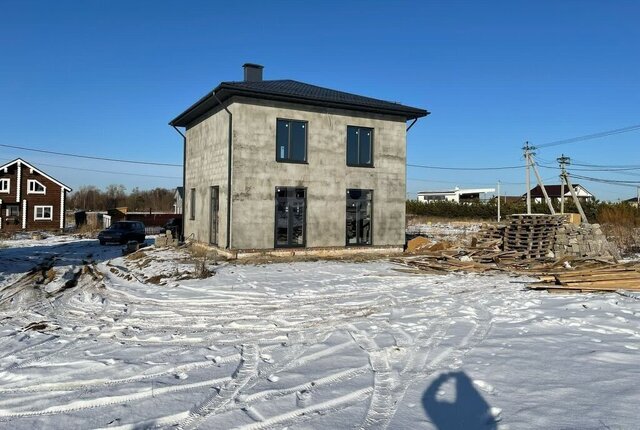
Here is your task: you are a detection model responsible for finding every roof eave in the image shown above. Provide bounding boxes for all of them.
[0,158,72,192]
[169,84,429,128]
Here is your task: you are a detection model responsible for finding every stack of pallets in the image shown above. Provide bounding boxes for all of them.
[503,214,566,259]
[476,224,506,247]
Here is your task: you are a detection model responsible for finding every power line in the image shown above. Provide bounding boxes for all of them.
[407,163,524,171]
[35,162,182,180]
[536,123,640,149]
[537,163,640,173]
[0,143,182,167]
[569,173,640,188]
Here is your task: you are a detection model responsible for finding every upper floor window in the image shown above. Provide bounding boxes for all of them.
[27,179,46,194]
[0,178,9,193]
[347,126,373,167]
[276,119,307,163]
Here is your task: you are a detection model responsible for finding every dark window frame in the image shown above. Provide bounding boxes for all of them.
[273,186,307,248]
[346,126,374,168]
[189,188,196,220]
[346,188,373,246]
[276,118,308,164]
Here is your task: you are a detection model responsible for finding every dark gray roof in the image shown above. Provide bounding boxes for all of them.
[170,79,429,127]
[526,184,590,198]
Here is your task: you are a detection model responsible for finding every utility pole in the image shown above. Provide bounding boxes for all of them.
[497,180,501,222]
[557,154,570,214]
[524,142,555,214]
[524,142,532,214]
[562,169,589,224]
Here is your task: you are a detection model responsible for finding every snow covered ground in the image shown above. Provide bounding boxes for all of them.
[0,235,639,429]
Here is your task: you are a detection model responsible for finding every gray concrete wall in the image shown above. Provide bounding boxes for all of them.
[230,97,407,249]
[183,106,230,245]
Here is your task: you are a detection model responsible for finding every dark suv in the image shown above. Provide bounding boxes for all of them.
[98,221,146,245]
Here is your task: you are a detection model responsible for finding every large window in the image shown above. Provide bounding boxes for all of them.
[346,189,372,246]
[275,187,306,247]
[0,178,9,193]
[346,126,373,167]
[34,205,53,221]
[276,119,307,163]
[27,179,46,194]
[190,188,196,220]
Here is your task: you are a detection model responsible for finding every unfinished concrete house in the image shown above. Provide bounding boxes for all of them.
[170,64,428,257]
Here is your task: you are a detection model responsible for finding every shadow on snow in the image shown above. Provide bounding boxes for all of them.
[423,371,497,430]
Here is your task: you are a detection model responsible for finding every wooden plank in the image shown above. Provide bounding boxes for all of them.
[563,279,640,289]
[556,273,640,283]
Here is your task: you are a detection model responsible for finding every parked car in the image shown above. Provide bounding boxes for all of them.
[98,221,146,245]
[163,218,182,236]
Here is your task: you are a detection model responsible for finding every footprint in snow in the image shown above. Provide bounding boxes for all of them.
[473,379,495,394]
[260,353,274,363]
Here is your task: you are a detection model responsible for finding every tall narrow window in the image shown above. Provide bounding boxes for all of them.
[190,188,196,220]
[0,178,9,193]
[346,126,373,167]
[275,187,306,247]
[276,119,307,163]
[346,189,372,245]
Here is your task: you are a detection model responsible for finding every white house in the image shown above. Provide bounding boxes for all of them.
[417,187,495,203]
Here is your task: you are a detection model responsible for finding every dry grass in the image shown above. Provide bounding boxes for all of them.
[597,204,640,255]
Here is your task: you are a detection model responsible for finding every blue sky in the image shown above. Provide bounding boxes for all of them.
[1,0,639,200]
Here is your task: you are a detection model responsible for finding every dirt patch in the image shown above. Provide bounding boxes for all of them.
[24,321,49,331]
[126,251,147,261]
[146,275,164,284]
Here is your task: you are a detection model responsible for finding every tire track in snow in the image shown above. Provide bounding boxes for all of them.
[0,353,240,394]
[0,376,230,419]
[231,387,373,430]
[178,343,259,430]
[348,325,399,430]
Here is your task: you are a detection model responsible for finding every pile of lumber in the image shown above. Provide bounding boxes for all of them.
[395,243,526,274]
[504,214,566,259]
[528,263,640,292]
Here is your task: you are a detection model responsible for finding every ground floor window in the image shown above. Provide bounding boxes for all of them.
[6,204,20,217]
[275,187,306,247]
[34,205,53,220]
[346,189,372,246]
[190,188,196,220]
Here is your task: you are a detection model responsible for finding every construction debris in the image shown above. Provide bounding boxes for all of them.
[528,263,640,292]
[400,214,635,293]
[503,214,565,259]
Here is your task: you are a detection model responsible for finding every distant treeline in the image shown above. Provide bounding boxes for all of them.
[67,185,176,212]
[406,199,640,226]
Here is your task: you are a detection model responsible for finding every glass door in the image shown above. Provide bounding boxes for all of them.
[346,189,372,245]
[275,187,306,247]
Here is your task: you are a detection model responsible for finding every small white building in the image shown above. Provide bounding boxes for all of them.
[173,187,184,214]
[417,187,495,203]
